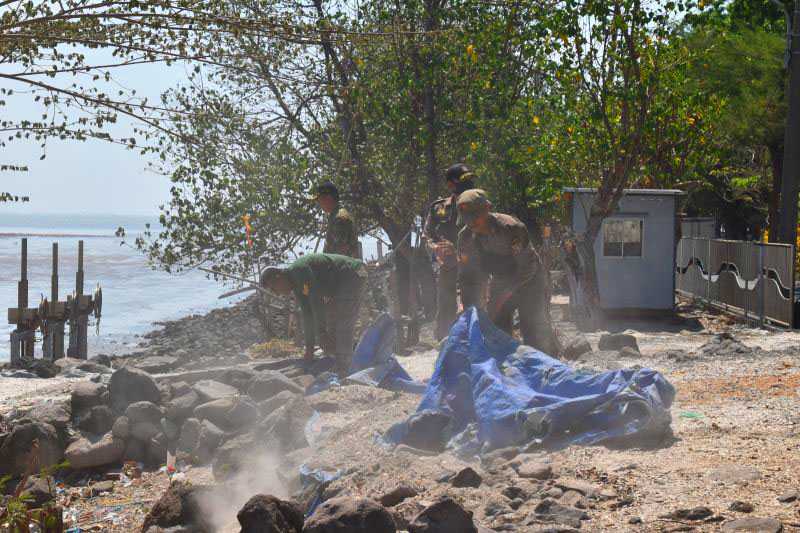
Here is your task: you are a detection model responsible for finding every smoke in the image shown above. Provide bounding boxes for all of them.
[197,449,288,532]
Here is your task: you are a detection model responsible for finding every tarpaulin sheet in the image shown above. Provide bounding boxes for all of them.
[346,313,427,394]
[389,307,675,452]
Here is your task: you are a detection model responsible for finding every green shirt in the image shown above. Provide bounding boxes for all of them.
[285,253,365,350]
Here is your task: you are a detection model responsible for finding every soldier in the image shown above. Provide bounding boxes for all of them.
[261,253,367,375]
[422,163,476,339]
[314,181,360,258]
[456,189,560,355]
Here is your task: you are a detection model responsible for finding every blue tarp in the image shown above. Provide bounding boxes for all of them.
[388,307,676,452]
[346,313,427,394]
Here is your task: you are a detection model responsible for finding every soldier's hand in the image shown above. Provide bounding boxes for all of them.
[435,241,455,262]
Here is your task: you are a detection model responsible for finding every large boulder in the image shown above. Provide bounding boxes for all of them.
[408,497,477,533]
[0,421,63,476]
[259,391,298,417]
[112,416,131,440]
[76,405,115,435]
[71,382,108,414]
[192,380,238,403]
[598,333,639,352]
[126,401,164,441]
[140,481,215,533]
[237,494,304,533]
[65,432,125,470]
[212,433,259,480]
[193,396,259,431]
[219,367,259,392]
[303,497,396,533]
[402,411,453,453]
[165,390,202,421]
[133,355,179,374]
[247,372,304,402]
[109,367,161,412]
[194,421,225,464]
[177,418,202,455]
[257,398,313,453]
[21,476,55,508]
[560,335,592,361]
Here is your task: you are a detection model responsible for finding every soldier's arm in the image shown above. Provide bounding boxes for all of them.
[457,230,482,308]
[422,206,437,255]
[329,212,356,256]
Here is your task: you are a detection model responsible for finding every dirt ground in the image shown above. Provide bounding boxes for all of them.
[4,299,800,532]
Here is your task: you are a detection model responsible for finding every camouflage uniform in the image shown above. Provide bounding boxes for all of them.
[423,194,461,339]
[457,209,559,355]
[283,253,367,373]
[323,204,360,259]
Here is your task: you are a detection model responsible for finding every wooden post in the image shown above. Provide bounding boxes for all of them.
[377,240,383,259]
[68,240,89,359]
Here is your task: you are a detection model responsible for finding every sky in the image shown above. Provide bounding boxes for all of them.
[2,54,186,216]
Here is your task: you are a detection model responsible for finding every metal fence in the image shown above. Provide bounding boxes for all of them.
[675,237,795,327]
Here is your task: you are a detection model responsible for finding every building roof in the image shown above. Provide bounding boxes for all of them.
[563,187,685,196]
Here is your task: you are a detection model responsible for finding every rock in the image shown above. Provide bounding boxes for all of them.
[380,486,418,508]
[509,498,525,510]
[402,410,452,453]
[170,381,192,397]
[212,433,259,480]
[192,379,238,402]
[76,405,114,435]
[0,421,63,476]
[123,438,147,463]
[560,491,587,509]
[140,481,215,533]
[126,401,164,425]
[21,476,55,508]
[304,497,396,533]
[309,400,338,413]
[146,434,168,467]
[532,499,589,529]
[26,401,71,434]
[408,497,477,533]
[257,397,313,452]
[134,356,179,374]
[629,517,643,524]
[450,467,482,488]
[165,390,201,421]
[236,494,303,533]
[112,416,131,439]
[76,361,113,375]
[259,391,299,416]
[193,396,259,431]
[661,507,713,521]
[619,346,641,358]
[22,359,60,378]
[555,479,600,499]
[777,490,798,503]
[481,446,519,466]
[195,420,224,461]
[542,487,563,499]
[516,458,554,480]
[177,418,202,454]
[218,367,258,392]
[502,486,527,500]
[729,501,754,513]
[71,382,108,414]
[161,418,181,440]
[109,367,161,412]
[65,432,125,469]
[598,333,639,352]
[707,465,762,484]
[561,336,592,360]
[699,332,754,359]
[721,517,783,532]
[247,372,304,401]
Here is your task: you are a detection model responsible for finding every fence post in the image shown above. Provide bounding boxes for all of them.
[744,241,751,325]
[759,243,765,328]
[791,243,796,329]
[706,239,712,305]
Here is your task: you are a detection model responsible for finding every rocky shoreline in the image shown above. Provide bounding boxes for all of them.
[1,298,799,532]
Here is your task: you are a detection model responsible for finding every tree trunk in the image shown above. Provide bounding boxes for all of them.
[769,143,783,241]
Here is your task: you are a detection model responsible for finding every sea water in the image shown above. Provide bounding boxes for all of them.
[0,213,245,362]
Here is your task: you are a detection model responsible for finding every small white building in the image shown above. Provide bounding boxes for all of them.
[565,188,684,312]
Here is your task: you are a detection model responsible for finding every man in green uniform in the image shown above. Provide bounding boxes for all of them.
[314,181,361,259]
[456,189,560,355]
[261,253,367,374]
[422,163,476,339]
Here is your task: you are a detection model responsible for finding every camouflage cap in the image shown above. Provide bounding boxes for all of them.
[445,163,475,184]
[312,180,340,201]
[456,189,491,224]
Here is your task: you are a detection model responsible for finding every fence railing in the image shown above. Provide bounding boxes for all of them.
[675,237,795,328]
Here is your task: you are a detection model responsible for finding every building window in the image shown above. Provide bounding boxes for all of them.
[603,219,643,257]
